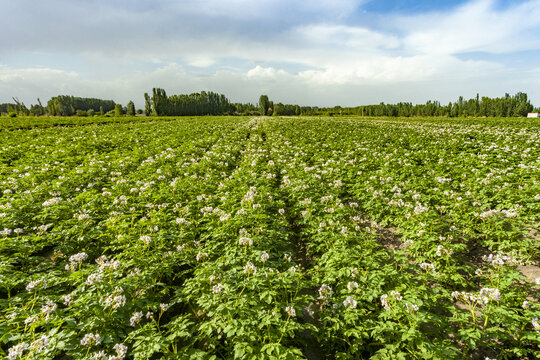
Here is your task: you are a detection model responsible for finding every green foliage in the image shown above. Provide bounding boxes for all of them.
[0,116,538,359]
[0,103,17,114]
[338,92,534,118]
[3,91,536,118]
[251,92,536,117]
[10,97,30,116]
[151,88,232,116]
[46,96,116,116]
[231,102,259,116]
[127,101,136,116]
[144,93,152,116]
[114,104,123,117]
[0,116,197,130]
[259,95,270,116]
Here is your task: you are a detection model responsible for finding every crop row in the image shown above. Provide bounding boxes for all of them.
[0,116,539,359]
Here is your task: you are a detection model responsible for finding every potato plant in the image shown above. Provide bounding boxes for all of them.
[0,116,539,359]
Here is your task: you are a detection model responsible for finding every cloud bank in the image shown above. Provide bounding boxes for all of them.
[1,0,539,107]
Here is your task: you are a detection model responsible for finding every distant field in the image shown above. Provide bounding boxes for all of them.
[1,114,539,130]
[1,116,539,359]
[0,115,194,130]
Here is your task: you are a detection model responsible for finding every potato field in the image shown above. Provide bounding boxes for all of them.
[1,116,539,359]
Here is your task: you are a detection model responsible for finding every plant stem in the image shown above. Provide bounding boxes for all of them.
[277,315,290,344]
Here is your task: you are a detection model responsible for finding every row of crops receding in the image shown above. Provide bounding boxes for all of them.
[0,116,539,359]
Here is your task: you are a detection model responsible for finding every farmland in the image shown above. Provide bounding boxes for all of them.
[1,116,539,359]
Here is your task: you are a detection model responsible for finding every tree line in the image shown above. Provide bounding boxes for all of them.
[149,88,234,116]
[350,92,534,118]
[47,96,116,116]
[257,92,537,117]
[0,96,116,117]
[1,91,538,118]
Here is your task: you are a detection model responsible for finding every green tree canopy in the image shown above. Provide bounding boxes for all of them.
[47,96,115,116]
[258,95,270,116]
[150,88,233,116]
[114,104,123,117]
[127,101,136,116]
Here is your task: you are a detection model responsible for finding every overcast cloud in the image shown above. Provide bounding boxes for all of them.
[1,0,539,107]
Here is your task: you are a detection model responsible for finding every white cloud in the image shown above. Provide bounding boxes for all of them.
[0,66,78,82]
[296,54,503,85]
[1,0,540,107]
[0,65,80,103]
[173,0,363,19]
[0,59,538,108]
[246,66,288,79]
[290,24,400,50]
[185,57,216,68]
[401,0,540,54]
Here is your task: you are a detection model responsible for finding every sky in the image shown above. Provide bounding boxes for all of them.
[1,0,540,108]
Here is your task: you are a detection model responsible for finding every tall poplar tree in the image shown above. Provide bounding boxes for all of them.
[144,93,152,116]
[259,95,270,116]
[114,104,123,116]
[127,101,136,116]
